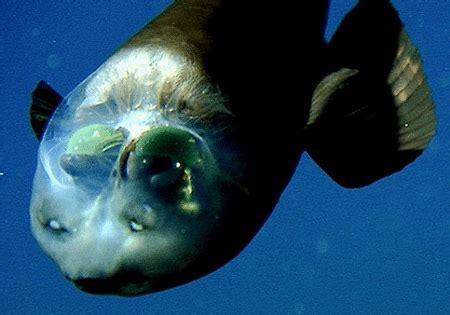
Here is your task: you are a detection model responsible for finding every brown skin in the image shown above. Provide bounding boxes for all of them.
[30,0,436,294]
[114,0,331,291]
[31,0,333,295]
[119,0,330,206]
[67,0,329,293]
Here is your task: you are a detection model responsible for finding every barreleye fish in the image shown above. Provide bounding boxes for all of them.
[29,0,436,296]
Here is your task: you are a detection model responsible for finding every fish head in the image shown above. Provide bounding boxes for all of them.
[30,48,253,296]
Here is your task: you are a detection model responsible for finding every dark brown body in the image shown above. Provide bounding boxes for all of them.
[121,0,331,289]
[30,0,435,295]
[123,0,330,214]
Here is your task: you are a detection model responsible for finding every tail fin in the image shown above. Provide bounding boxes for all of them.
[305,0,436,188]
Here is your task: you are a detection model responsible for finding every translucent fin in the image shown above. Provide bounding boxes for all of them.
[305,0,436,188]
[388,30,436,152]
[30,80,63,141]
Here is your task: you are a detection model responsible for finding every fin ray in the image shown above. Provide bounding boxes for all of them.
[305,1,436,188]
[30,80,63,141]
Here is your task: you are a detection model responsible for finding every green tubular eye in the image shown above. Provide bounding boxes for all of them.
[129,126,206,215]
[134,126,202,167]
[61,124,126,186]
[66,124,125,155]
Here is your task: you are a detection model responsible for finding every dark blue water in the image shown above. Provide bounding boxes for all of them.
[1,1,449,313]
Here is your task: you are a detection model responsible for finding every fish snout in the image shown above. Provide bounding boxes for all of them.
[69,271,150,296]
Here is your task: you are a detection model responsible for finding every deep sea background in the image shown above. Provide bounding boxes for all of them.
[1,0,449,313]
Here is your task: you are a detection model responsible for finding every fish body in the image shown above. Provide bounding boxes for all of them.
[30,0,435,295]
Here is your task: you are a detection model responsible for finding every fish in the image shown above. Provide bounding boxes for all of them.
[29,0,435,296]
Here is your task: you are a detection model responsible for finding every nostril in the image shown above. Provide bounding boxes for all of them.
[122,203,157,233]
[48,219,62,230]
[45,219,69,235]
[129,220,144,232]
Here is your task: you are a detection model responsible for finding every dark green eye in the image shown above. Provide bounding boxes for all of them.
[125,125,204,182]
[124,126,206,215]
[148,157,184,188]
[126,155,184,188]
[133,126,203,168]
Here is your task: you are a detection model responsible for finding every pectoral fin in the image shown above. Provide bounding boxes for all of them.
[30,80,63,141]
[305,0,436,188]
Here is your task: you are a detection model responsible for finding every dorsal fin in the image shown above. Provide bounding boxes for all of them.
[30,80,63,141]
[305,0,436,188]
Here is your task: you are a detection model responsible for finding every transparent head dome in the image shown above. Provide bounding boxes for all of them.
[30,48,252,296]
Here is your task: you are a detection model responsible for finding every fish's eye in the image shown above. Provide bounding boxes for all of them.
[124,126,203,189]
[132,126,203,169]
[59,124,125,189]
[149,158,185,189]
[66,124,125,155]
[121,125,209,214]
[125,154,184,188]
[148,156,173,174]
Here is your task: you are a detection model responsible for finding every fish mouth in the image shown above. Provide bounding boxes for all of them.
[70,272,153,296]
